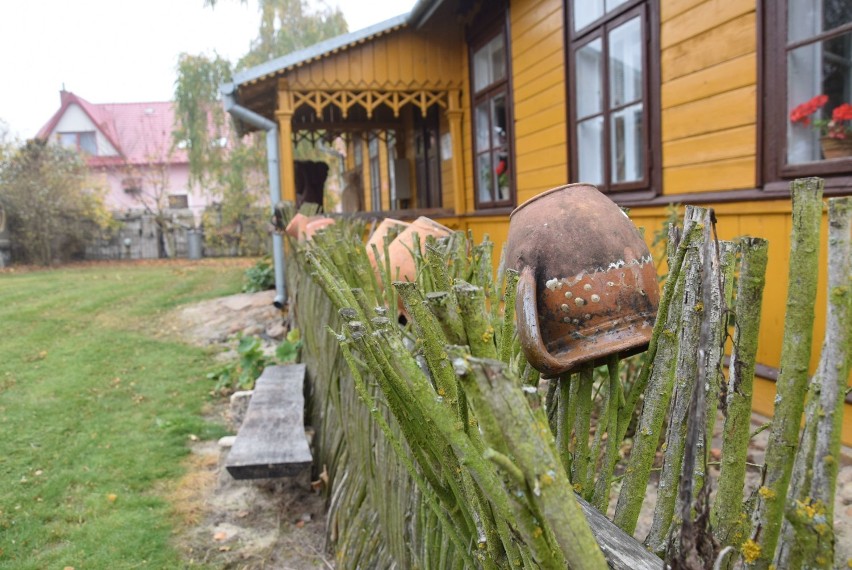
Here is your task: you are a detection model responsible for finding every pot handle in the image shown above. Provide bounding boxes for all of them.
[516,265,568,376]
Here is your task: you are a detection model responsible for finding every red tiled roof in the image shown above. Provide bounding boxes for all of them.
[37,91,188,165]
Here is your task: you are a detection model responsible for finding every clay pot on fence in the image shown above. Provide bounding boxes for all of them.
[285,213,310,240]
[366,218,411,271]
[505,183,660,376]
[304,217,335,240]
[385,216,453,285]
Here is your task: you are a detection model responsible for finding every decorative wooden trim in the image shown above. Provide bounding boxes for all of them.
[291,89,449,120]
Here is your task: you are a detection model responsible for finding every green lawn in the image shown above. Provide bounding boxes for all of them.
[0,260,248,569]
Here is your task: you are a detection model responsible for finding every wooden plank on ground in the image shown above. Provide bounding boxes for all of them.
[225,364,312,480]
[576,495,669,570]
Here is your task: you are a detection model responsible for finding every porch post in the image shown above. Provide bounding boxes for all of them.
[447,89,466,216]
[275,79,297,204]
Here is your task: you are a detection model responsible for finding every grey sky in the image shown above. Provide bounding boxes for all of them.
[0,0,416,140]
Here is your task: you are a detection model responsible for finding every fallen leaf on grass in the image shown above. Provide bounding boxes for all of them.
[218,546,232,552]
[106,494,117,503]
[213,531,228,542]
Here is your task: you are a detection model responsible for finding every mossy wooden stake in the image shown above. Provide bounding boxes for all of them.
[556,373,574,475]
[808,196,851,564]
[694,239,737,498]
[748,177,823,569]
[645,243,703,553]
[592,355,624,511]
[613,219,698,534]
[338,339,477,569]
[777,196,852,569]
[457,357,608,570]
[453,280,498,360]
[498,269,519,364]
[571,366,595,495]
[711,237,768,547]
[618,212,701,434]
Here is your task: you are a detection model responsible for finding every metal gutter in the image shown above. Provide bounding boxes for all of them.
[221,83,287,308]
[408,0,445,28]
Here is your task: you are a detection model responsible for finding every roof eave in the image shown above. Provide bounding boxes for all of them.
[408,0,446,28]
[231,13,409,88]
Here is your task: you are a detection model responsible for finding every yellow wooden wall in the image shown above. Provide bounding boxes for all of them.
[284,26,464,90]
[510,0,569,202]
[660,0,757,194]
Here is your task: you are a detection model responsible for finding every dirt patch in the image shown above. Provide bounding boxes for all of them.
[168,291,331,569]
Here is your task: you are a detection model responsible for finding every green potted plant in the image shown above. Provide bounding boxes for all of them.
[790,94,852,159]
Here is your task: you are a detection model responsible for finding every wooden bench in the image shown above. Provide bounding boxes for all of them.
[225,364,313,480]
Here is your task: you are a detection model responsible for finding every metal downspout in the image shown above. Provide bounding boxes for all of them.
[222,85,286,308]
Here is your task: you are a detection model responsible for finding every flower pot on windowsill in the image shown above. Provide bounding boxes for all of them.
[820,136,852,159]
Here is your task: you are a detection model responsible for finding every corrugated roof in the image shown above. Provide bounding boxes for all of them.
[231,13,409,88]
[36,92,187,166]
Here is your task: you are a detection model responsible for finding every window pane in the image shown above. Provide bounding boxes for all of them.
[168,195,189,209]
[491,35,507,85]
[574,0,603,32]
[473,35,506,92]
[59,133,77,149]
[493,150,510,201]
[788,0,821,43]
[787,30,852,164]
[575,39,603,118]
[606,0,629,12]
[609,17,643,108]
[477,153,494,203]
[79,132,97,154]
[492,94,508,149]
[610,103,644,183]
[475,102,491,150]
[824,0,852,32]
[577,117,604,185]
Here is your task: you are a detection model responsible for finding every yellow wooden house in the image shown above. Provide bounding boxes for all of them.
[224,0,852,442]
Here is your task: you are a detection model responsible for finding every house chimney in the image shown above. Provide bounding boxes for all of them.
[60,88,72,105]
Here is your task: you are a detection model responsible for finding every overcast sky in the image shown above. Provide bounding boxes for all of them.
[0,0,417,140]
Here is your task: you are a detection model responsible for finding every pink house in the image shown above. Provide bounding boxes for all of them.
[37,90,210,222]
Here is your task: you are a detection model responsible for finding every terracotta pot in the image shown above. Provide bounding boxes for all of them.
[284,213,310,240]
[304,217,335,240]
[506,183,659,376]
[366,218,411,271]
[386,216,453,284]
[820,136,852,160]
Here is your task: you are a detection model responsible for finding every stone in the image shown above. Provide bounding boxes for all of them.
[840,481,852,505]
[218,436,236,448]
[229,390,254,431]
[266,322,286,339]
[242,324,264,336]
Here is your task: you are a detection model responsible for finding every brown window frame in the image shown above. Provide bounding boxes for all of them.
[468,3,516,211]
[168,194,189,209]
[565,0,661,201]
[58,131,98,155]
[760,1,852,191]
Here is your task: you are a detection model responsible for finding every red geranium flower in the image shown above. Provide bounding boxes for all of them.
[790,94,828,125]
[832,103,852,122]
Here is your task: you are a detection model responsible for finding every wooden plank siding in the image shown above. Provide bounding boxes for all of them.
[510,0,568,206]
[660,0,757,195]
[285,27,464,91]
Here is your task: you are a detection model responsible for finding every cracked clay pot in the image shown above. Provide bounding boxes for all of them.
[506,183,659,376]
